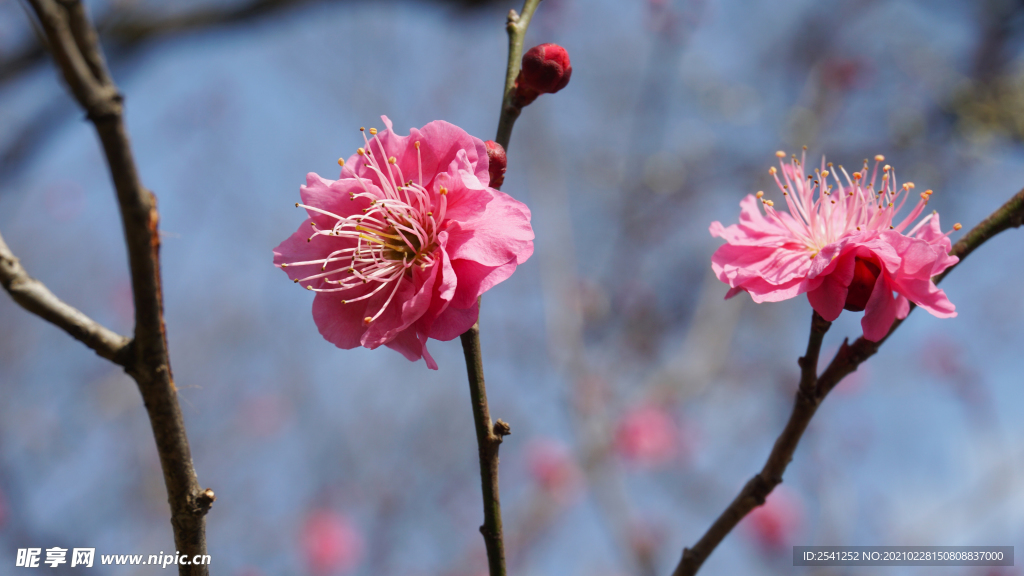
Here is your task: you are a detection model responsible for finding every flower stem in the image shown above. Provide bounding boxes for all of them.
[459,2,543,575]
[461,325,511,576]
[671,186,1024,576]
[495,0,542,150]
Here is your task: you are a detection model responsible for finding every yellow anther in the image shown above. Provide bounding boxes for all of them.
[875,155,885,162]
[925,189,933,195]
[920,193,929,200]
[821,170,829,177]
[883,165,891,171]
[769,167,777,175]
[907,182,915,189]
[388,156,396,164]
[765,199,774,207]
[775,150,786,158]
[338,158,345,167]
[357,147,365,156]
[756,191,764,198]
[369,128,377,135]
[363,317,373,325]
[439,186,448,195]
[802,145,808,150]
[414,141,420,149]
[953,223,962,231]
[360,127,365,132]
[306,285,313,290]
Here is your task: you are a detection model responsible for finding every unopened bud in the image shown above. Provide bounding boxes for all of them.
[485,140,507,188]
[513,43,572,107]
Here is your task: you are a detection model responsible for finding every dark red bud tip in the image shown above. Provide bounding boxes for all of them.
[513,43,572,107]
[485,140,507,188]
[844,257,881,312]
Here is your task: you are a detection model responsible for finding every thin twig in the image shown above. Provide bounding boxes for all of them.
[459,2,543,575]
[494,0,541,150]
[21,2,212,574]
[672,187,1024,576]
[461,328,512,576]
[0,230,131,363]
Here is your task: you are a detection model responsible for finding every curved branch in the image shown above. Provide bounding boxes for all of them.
[672,186,1024,576]
[23,2,211,574]
[0,230,130,363]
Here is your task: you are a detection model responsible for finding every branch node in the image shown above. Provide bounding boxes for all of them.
[194,488,216,515]
[493,419,511,437]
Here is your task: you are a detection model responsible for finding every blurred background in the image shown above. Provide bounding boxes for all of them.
[1,0,1024,574]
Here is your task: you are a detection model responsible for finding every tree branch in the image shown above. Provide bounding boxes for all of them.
[458,2,543,574]
[672,186,1024,576]
[22,2,211,574]
[0,230,131,363]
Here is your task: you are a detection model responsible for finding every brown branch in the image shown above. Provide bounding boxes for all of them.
[21,2,211,574]
[458,2,543,575]
[461,327,511,576]
[0,230,131,363]
[672,186,1024,576]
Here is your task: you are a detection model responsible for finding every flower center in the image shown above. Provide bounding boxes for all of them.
[283,127,447,326]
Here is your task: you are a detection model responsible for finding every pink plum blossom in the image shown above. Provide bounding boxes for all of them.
[525,438,584,501]
[710,151,959,341]
[614,404,680,467]
[274,117,534,369]
[301,510,363,574]
[742,485,804,553]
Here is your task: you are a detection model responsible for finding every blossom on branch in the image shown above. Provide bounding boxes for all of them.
[274,117,534,369]
[710,151,959,341]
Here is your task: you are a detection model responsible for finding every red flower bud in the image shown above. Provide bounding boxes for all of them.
[513,43,572,107]
[843,257,881,312]
[485,140,507,188]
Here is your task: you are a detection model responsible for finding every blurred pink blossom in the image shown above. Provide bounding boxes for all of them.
[742,485,803,553]
[525,438,583,500]
[274,116,533,369]
[301,510,363,575]
[614,404,679,467]
[711,152,958,341]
